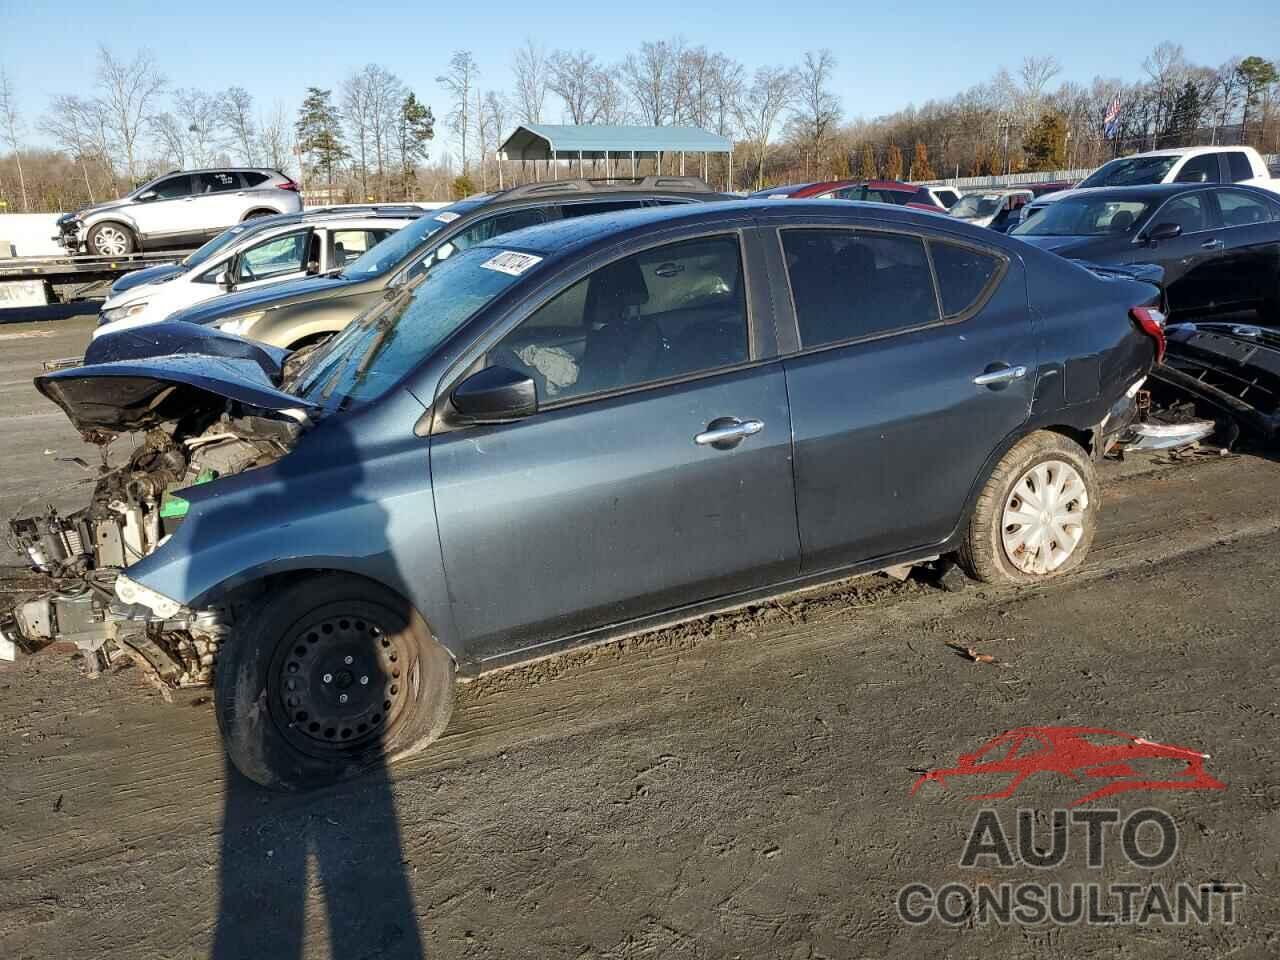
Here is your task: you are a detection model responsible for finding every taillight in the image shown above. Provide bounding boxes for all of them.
[1131,306,1167,363]
[279,180,299,191]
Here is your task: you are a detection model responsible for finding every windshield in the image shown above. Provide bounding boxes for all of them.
[1078,156,1179,188]
[292,244,533,409]
[1011,197,1150,237]
[951,195,1002,219]
[183,224,255,268]
[338,210,455,279]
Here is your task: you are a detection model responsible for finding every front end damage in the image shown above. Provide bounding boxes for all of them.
[3,324,313,686]
[3,415,296,684]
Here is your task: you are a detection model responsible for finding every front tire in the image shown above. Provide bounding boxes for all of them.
[87,222,135,256]
[959,431,1099,584]
[215,575,455,790]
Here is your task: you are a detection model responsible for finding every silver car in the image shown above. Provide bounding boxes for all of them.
[55,168,304,256]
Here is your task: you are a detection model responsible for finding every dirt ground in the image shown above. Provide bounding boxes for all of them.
[0,316,1277,959]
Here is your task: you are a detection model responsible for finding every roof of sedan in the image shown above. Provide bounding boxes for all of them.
[477,198,1005,262]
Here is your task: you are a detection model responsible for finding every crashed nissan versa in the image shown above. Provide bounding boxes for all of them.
[4,200,1168,790]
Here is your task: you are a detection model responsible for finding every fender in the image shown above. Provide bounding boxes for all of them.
[123,391,463,658]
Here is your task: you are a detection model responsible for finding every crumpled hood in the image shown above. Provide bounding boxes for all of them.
[61,198,133,223]
[38,323,312,434]
[169,274,354,327]
[110,263,185,296]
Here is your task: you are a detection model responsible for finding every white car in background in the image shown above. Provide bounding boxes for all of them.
[94,208,422,339]
[1021,145,1279,223]
[949,189,1033,231]
[919,185,962,209]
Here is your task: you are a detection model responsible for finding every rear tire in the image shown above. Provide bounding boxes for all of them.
[214,574,455,791]
[87,222,135,256]
[959,431,1099,584]
[242,208,275,221]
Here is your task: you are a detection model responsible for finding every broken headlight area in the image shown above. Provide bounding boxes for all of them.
[5,413,294,686]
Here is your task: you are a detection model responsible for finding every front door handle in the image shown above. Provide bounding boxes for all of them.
[973,365,1027,387]
[695,417,764,449]
[1201,238,1222,250]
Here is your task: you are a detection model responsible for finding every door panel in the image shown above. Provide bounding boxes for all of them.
[1214,189,1279,306]
[1145,192,1224,315]
[781,233,1034,570]
[131,175,194,236]
[193,171,249,232]
[430,365,799,659]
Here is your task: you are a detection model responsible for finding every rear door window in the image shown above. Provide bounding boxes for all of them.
[490,234,748,402]
[929,242,1002,317]
[331,229,394,267]
[1174,154,1220,184]
[1226,152,1254,183]
[196,171,241,194]
[782,229,939,348]
[1215,189,1273,227]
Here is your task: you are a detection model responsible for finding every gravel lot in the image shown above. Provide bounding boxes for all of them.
[0,314,1277,960]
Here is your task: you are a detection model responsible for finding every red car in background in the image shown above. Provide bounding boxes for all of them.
[749,179,946,213]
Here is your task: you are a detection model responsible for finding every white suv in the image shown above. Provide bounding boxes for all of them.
[94,208,421,337]
[55,168,304,256]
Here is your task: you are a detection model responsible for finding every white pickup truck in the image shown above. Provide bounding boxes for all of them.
[1022,146,1278,222]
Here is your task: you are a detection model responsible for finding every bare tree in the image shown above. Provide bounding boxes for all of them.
[1143,42,1187,147]
[342,71,374,198]
[512,38,550,125]
[150,111,188,168]
[735,65,798,190]
[709,54,745,137]
[1211,58,1243,144]
[221,86,259,164]
[170,88,224,167]
[622,39,680,126]
[591,67,628,126]
[791,50,841,178]
[95,45,166,185]
[41,95,106,201]
[0,68,30,211]
[549,50,602,124]
[437,50,479,174]
[1019,56,1062,106]
[259,101,294,175]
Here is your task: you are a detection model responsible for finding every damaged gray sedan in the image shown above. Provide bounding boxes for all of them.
[5,200,1166,790]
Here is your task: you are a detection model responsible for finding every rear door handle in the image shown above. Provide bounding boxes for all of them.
[973,365,1027,386]
[695,417,764,448]
[1201,238,1222,250]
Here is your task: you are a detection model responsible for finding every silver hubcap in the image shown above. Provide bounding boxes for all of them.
[94,227,128,256]
[1001,459,1089,575]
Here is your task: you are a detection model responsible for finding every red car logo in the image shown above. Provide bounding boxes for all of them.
[911,726,1225,806]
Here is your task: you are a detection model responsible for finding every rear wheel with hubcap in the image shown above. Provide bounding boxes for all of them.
[960,431,1099,584]
[215,575,455,790]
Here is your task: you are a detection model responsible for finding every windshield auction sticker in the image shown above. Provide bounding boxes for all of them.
[481,251,543,276]
[901,725,1244,928]
[433,211,461,223]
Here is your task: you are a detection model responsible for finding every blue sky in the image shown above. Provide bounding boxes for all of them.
[2,0,1275,154]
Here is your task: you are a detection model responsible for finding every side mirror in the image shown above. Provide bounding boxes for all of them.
[451,365,536,424]
[137,190,157,202]
[1145,222,1182,243]
[215,268,233,291]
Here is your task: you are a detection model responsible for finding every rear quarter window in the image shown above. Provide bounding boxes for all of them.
[242,172,270,187]
[929,242,1002,317]
[1226,152,1254,183]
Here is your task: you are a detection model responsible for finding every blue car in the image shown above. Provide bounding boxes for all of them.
[9,200,1163,789]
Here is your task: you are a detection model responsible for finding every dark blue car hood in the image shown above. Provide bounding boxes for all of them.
[169,274,354,326]
[38,322,313,434]
[110,263,185,295]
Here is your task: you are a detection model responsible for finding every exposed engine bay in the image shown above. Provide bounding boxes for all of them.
[4,413,296,688]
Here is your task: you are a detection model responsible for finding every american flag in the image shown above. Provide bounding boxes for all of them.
[1103,96,1122,140]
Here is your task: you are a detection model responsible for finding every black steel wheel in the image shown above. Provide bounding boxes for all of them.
[216,575,455,790]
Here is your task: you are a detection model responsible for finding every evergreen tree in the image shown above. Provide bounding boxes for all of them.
[885,143,903,180]
[910,141,934,180]
[1022,110,1068,171]
[396,92,435,200]
[294,87,347,191]
[858,143,877,179]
